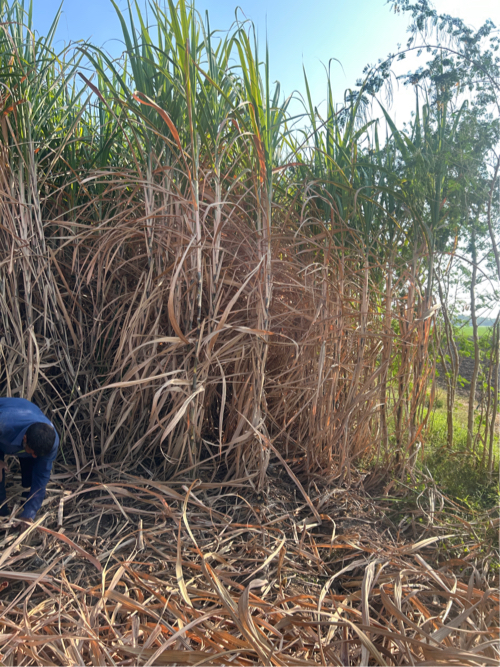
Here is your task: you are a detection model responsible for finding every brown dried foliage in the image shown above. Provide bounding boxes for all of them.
[0,472,498,666]
[0,148,434,484]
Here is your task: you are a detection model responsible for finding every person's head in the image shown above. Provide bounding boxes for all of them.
[23,423,56,458]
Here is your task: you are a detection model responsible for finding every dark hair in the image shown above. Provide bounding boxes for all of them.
[25,423,56,458]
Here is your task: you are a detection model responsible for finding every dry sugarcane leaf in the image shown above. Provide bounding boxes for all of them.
[243,534,286,582]
[318,557,369,621]
[119,647,235,665]
[0,515,46,569]
[34,525,102,572]
[140,611,220,666]
[237,579,280,666]
[176,520,193,608]
[400,534,455,554]
[343,618,388,666]
[360,561,376,666]
[430,591,489,643]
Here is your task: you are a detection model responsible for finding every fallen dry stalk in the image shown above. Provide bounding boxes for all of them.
[0,472,497,666]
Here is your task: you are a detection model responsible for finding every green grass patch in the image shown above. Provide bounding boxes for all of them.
[459,325,490,338]
[421,397,499,511]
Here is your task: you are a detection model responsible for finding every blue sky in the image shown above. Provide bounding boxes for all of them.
[33,0,499,120]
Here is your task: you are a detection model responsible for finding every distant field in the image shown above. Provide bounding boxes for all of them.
[460,325,491,338]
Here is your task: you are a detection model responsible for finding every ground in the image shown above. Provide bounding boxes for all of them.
[0,463,498,665]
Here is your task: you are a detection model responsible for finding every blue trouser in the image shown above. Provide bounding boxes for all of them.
[0,456,35,516]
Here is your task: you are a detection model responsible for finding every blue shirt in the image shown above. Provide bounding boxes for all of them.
[0,398,59,519]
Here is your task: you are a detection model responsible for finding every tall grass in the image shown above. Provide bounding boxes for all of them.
[0,0,495,488]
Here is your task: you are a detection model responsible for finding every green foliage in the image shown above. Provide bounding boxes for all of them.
[423,411,499,509]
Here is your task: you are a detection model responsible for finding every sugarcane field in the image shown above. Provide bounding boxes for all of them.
[0,0,499,664]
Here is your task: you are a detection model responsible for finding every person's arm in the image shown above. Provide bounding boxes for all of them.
[0,451,7,514]
[20,456,54,520]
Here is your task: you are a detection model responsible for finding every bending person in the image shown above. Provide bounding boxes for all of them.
[0,398,59,522]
